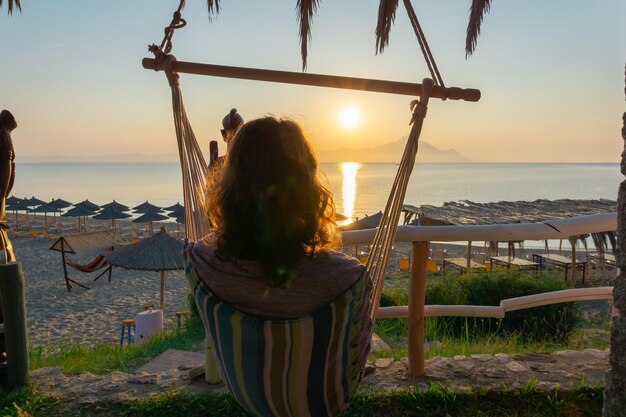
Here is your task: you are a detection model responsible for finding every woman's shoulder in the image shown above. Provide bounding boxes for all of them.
[187,234,217,259]
[298,249,364,278]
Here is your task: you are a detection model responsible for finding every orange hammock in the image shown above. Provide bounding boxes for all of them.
[60,248,113,291]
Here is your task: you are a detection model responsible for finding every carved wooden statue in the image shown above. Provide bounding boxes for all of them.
[209,108,244,169]
[0,110,16,263]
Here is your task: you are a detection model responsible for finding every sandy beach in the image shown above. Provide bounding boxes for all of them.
[14,233,190,350]
[15,223,411,349]
[10,214,606,350]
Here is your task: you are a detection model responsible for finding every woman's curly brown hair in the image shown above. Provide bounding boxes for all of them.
[206,116,338,287]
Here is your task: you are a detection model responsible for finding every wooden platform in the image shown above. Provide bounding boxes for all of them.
[136,349,205,374]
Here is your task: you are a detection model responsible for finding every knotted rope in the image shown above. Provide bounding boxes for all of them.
[366,79,433,320]
[403,0,445,88]
[148,0,209,242]
[148,2,434,323]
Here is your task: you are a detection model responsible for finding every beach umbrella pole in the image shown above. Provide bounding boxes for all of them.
[160,270,165,310]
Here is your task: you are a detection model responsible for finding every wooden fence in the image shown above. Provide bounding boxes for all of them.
[341,212,617,377]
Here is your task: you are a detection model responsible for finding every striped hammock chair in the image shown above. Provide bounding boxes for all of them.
[168,70,432,415]
[146,2,478,415]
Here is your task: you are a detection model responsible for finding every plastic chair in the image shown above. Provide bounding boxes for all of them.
[398,258,410,271]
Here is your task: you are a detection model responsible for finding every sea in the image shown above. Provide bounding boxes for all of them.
[12,162,621,250]
[13,162,621,218]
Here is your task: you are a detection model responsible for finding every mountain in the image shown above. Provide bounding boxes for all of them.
[20,138,468,163]
[317,137,469,163]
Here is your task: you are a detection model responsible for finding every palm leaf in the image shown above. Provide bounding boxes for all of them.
[568,234,590,253]
[296,0,320,70]
[205,0,220,16]
[590,231,616,255]
[375,0,400,54]
[0,0,21,14]
[465,0,491,56]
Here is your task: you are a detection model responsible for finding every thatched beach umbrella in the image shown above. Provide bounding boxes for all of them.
[163,202,184,213]
[168,209,185,234]
[133,201,162,214]
[49,198,72,209]
[341,211,383,231]
[62,205,96,232]
[25,196,45,207]
[167,206,184,219]
[101,200,131,212]
[74,199,100,211]
[48,198,73,226]
[92,206,132,229]
[106,227,184,310]
[132,207,169,235]
[6,199,30,231]
[6,196,22,206]
[30,203,61,230]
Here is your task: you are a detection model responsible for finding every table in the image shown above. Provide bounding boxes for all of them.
[532,253,587,283]
[490,256,540,271]
[443,257,488,273]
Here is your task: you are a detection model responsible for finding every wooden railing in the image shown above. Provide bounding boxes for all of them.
[341,212,617,377]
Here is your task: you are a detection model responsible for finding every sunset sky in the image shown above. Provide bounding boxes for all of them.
[1,0,624,162]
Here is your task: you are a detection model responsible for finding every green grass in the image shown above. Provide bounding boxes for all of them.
[371,273,610,361]
[29,318,205,374]
[12,281,610,417]
[0,382,604,417]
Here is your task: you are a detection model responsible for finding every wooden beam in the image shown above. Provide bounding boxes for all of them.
[142,58,481,102]
[408,241,428,377]
[0,263,29,388]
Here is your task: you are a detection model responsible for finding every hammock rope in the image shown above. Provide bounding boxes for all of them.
[365,86,432,320]
[402,0,445,87]
[147,0,211,242]
[147,1,436,320]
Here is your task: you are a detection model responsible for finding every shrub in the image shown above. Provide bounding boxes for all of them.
[425,270,581,343]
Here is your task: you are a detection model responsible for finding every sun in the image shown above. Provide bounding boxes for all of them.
[338,107,361,129]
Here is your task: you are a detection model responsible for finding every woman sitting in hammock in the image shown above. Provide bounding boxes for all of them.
[185,116,372,417]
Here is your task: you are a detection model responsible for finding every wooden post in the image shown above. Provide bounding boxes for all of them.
[60,239,71,292]
[466,241,472,269]
[0,262,29,388]
[570,239,577,287]
[204,335,223,384]
[408,241,429,377]
[159,270,165,311]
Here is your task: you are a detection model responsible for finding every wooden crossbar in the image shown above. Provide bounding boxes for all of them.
[142,58,481,102]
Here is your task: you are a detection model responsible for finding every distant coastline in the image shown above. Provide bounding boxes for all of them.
[18,137,470,164]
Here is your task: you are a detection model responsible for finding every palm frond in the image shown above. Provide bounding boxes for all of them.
[205,0,220,15]
[375,0,400,54]
[0,0,21,15]
[465,0,491,57]
[590,231,616,255]
[568,234,590,252]
[296,0,320,71]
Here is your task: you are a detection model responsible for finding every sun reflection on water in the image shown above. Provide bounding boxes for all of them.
[340,162,359,225]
